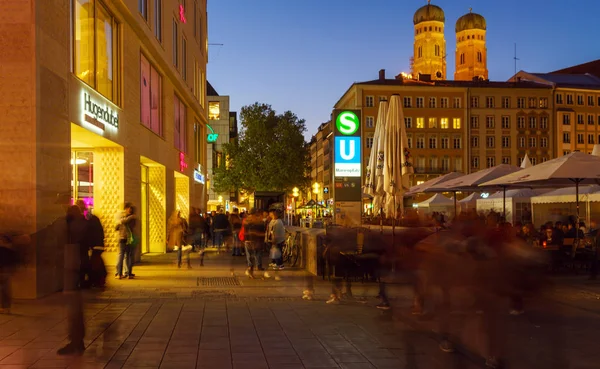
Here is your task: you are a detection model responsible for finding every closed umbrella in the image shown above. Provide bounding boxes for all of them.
[383,94,413,226]
[363,100,388,222]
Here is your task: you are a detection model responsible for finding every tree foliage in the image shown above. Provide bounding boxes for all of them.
[212,102,311,194]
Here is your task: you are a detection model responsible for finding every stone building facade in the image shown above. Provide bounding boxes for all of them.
[0,0,208,298]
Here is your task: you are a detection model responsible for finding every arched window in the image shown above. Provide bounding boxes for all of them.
[460,53,465,65]
[477,51,482,62]
[435,44,440,57]
[418,46,422,58]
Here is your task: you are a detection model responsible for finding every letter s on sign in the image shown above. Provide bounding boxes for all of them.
[336,111,359,135]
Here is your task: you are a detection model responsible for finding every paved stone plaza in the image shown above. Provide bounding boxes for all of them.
[1,251,600,368]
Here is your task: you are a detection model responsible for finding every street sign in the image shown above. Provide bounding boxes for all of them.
[323,187,329,194]
[332,109,362,202]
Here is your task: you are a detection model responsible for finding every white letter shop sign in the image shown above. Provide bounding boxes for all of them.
[82,91,119,131]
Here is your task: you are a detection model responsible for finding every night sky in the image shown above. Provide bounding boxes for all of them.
[207,0,600,139]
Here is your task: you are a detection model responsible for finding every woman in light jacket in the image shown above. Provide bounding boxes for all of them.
[168,210,191,268]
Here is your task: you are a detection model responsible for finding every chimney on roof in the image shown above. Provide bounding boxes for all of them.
[379,69,386,80]
[418,73,431,82]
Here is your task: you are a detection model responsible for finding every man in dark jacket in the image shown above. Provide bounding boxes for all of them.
[212,209,230,251]
[76,200,105,288]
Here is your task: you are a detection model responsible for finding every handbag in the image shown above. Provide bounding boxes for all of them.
[269,245,281,260]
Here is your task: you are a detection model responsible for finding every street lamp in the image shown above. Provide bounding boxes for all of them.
[312,182,320,219]
[291,187,299,226]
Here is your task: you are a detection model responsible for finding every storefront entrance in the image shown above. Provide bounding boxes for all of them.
[71,123,123,252]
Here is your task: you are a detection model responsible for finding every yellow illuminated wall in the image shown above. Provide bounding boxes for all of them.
[94,147,124,252]
[175,175,190,219]
[149,166,166,253]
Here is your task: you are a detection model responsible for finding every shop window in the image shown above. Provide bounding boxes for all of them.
[154,0,162,41]
[209,102,220,120]
[72,0,120,103]
[172,19,178,67]
[194,121,202,164]
[182,37,187,80]
[174,95,187,152]
[140,54,163,136]
[71,151,94,207]
[139,0,147,20]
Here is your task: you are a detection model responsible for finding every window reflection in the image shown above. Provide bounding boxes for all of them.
[209,102,220,120]
[73,0,118,103]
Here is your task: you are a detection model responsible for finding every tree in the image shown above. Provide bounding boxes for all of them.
[213,102,311,194]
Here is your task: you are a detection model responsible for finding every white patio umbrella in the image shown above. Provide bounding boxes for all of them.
[426,164,522,219]
[382,94,413,224]
[520,153,533,169]
[404,171,464,197]
[480,152,600,224]
[363,100,388,219]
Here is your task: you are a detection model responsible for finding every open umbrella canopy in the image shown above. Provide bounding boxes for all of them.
[416,193,454,207]
[480,152,600,188]
[404,171,464,197]
[427,164,522,192]
[520,153,533,169]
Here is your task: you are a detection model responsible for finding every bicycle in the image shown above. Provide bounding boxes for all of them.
[283,230,301,267]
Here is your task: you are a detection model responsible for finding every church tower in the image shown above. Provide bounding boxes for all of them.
[412,0,446,80]
[454,9,488,81]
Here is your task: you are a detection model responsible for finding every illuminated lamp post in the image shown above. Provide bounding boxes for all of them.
[292,187,299,226]
[312,182,320,219]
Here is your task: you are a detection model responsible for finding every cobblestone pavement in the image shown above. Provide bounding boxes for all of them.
[0,251,480,369]
[3,251,600,368]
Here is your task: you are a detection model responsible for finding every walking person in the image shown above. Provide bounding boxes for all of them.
[242,209,266,278]
[76,200,106,288]
[212,209,229,252]
[168,210,192,268]
[115,203,136,279]
[267,210,286,271]
[229,208,243,256]
[0,233,28,314]
[188,207,203,252]
[57,205,88,355]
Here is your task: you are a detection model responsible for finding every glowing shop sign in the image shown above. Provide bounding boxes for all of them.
[336,111,359,136]
[334,136,361,177]
[194,170,205,184]
[82,92,119,131]
[480,192,490,199]
[207,124,219,143]
[179,152,188,172]
[179,5,187,23]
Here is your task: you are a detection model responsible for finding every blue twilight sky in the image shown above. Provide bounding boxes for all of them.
[207,0,600,139]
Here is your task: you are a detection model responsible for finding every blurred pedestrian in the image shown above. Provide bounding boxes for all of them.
[188,207,203,252]
[229,208,243,256]
[212,209,229,251]
[243,209,266,279]
[57,205,87,355]
[0,233,28,314]
[266,210,286,271]
[115,203,137,279]
[76,200,106,288]
[168,210,191,268]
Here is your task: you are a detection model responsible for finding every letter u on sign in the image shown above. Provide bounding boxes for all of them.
[335,137,361,164]
[339,140,355,160]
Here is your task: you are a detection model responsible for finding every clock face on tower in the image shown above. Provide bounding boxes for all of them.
[436,71,442,78]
